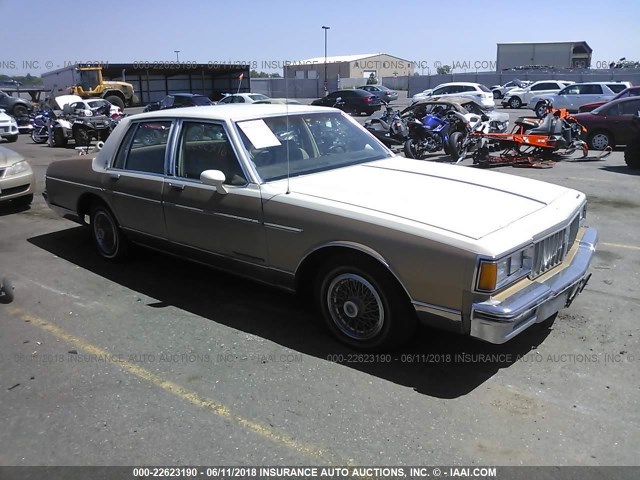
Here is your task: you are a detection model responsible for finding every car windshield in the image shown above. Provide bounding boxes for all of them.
[236,112,391,182]
[192,96,212,105]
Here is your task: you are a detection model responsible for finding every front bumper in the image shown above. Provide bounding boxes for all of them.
[470,227,597,344]
[0,171,35,202]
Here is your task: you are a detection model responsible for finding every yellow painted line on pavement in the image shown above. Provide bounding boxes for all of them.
[601,242,640,251]
[6,305,337,463]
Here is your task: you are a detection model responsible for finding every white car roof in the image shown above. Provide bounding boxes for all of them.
[126,104,337,122]
[435,82,484,88]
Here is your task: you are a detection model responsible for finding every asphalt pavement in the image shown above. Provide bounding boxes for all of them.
[0,101,639,470]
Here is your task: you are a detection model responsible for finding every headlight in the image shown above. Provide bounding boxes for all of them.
[3,160,32,177]
[477,247,533,292]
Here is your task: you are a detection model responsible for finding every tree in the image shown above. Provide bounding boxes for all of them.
[436,65,452,75]
[250,70,282,78]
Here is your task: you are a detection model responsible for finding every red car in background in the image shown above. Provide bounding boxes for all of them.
[578,86,640,113]
[573,97,640,150]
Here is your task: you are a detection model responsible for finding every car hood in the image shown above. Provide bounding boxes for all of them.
[487,111,509,122]
[504,88,525,96]
[0,146,25,168]
[280,158,567,240]
[53,95,83,109]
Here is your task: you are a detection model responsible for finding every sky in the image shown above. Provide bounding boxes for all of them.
[1,0,639,76]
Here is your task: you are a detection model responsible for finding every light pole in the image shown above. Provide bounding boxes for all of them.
[174,50,180,62]
[322,26,330,94]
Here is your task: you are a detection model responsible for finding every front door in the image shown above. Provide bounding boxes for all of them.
[162,120,268,265]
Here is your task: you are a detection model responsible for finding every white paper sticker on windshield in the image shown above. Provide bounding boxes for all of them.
[237,120,282,149]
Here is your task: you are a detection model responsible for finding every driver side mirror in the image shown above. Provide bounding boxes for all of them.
[200,169,228,195]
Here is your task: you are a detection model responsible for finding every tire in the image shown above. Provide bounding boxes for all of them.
[448,131,466,161]
[12,104,28,117]
[0,277,14,304]
[14,193,33,207]
[403,138,427,159]
[508,97,522,109]
[493,91,502,99]
[316,255,416,350]
[587,130,613,150]
[535,102,547,119]
[6,134,18,143]
[624,140,640,169]
[31,129,47,144]
[73,128,91,147]
[90,203,129,260]
[104,95,125,111]
[53,128,68,148]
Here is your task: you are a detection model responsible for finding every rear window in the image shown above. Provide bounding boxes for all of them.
[608,84,628,93]
[192,96,212,105]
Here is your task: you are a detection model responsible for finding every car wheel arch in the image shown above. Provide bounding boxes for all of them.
[77,193,114,225]
[294,242,410,303]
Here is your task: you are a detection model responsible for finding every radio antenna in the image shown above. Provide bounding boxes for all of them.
[285,72,291,195]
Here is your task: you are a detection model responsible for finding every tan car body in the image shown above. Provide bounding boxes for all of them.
[44,105,597,348]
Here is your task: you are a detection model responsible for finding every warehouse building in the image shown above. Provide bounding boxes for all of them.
[42,63,250,104]
[283,53,415,85]
[496,41,593,70]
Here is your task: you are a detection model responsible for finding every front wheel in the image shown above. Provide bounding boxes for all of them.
[5,134,18,143]
[0,277,14,304]
[90,203,129,260]
[508,97,522,109]
[316,256,416,350]
[448,131,467,162]
[535,102,548,119]
[404,138,428,159]
[73,128,91,147]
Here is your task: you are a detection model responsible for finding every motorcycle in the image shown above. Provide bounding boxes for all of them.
[364,101,408,148]
[30,109,55,144]
[448,113,495,163]
[403,108,466,160]
[473,100,591,167]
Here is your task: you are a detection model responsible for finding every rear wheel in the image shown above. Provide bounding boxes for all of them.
[104,95,125,111]
[12,104,28,117]
[53,128,68,148]
[90,203,129,260]
[404,139,427,159]
[624,140,640,168]
[587,130,613,150]
[31,129,47,144]
[493,90,502,99]
[73,128,91,147]
[316,256,416,350]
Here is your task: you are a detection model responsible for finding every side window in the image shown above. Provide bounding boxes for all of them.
[460,86,476,92]
[604,104,621,116]
[233,96,245,103]
[608,84,628,93]
[563,85,581,95]
[175,121,247,186]
[581,85,602,94]
[620,100,640,115]
[433,86,448,95]
[112,121,172,174]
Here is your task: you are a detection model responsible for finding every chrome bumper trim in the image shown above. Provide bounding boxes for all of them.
[470,228,597,344]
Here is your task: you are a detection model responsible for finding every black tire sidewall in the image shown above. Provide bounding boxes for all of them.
[90,204,125,260]
[316,256,415,350]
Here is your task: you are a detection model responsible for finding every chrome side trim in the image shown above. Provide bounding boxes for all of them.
[470,227,597,344]
[207,211,260,224]
[46,176,102,192]
[412,301,462,322]
[112,190,162,204]
[264,222,303,233]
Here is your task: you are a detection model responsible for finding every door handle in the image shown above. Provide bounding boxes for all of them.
[168,182,185,191]
[108,172,120,180]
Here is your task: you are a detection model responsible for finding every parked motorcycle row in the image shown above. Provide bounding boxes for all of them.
[364,97,591,167]
[28,97,123,148]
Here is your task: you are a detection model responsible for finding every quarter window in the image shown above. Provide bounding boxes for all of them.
[112,121,172,174]
[175,122,247,186]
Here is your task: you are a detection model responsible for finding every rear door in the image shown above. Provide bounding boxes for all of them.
[105,119,174,239]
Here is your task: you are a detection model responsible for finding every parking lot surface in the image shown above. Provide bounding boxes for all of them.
[1,105,639,467]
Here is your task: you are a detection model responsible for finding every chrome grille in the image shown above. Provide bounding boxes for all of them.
[530,215,580,278]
